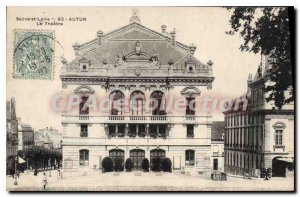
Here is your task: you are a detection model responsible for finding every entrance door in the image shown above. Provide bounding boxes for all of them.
[150,149,166,170]
[272,157,287,177]
[130,149,145,170]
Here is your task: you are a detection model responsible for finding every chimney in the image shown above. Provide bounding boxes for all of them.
[258,64,262,78]
[247,74,253,85]
[189,43,197,55]
[161,25,166,34]
[170,28,176,46]
[72,42,80,57]
[97,30,104,45]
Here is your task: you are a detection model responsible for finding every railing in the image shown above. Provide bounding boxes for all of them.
[108,116,125,121]
[186,115,196,121]
[79,115,89,120]
[62,137,211,146]
[130,116,147,121]
[62,115,212,124]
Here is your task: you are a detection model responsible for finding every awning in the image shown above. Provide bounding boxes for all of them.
[276,157,294,163]
[18,156,26,164]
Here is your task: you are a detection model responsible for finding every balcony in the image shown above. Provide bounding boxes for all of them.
[62,115,212,124]
[62,137,211,146]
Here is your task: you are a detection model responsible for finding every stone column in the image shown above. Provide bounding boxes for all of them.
[146,124,149,137]
[125,124,129,137]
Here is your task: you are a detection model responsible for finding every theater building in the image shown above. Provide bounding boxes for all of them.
[60,10,214,176]
[224,56,294,177]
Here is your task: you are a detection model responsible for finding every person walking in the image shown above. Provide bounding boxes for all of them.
[42,173,48,190]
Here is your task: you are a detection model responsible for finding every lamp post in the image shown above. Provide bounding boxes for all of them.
[261,167,272,180]
[14,156,18,185]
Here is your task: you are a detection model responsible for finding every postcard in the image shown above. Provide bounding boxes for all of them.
[6,6,295,191]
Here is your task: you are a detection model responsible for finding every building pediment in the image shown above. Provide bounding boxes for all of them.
[125,51,151,62]
[110,28,163,40]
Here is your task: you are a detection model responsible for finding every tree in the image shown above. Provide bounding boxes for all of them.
[161,157,172,172]
[26,145,43,175]
[102,157,113,172]
[226,7,294,109]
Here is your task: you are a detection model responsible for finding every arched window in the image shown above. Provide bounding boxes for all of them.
[109,149,125,164]
[130,91,145,115]
[185,150,195,166]
[79,149,89,166]
[150,91,165,115]
[75,86,95,115]
[109,91,125,115]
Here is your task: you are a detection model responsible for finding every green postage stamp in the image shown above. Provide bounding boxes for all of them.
[13,30,55,79]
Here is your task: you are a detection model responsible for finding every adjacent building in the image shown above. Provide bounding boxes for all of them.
[60,10,214,176]
[6,98,18,174]
[17,118,35,151]
[211,121,225,172]
[35,127,63,149]
[224,56,294,177]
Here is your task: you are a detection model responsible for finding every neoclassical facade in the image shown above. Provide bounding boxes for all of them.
[224,56,294,177]
[60,11,214,176]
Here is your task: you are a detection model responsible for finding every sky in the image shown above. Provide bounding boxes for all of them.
[6,7,261,132]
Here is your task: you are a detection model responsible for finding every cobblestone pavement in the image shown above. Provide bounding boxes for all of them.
[6,170,294,191]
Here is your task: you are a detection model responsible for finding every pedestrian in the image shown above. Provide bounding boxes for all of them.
[17,170,20,178]
[57,169,60,180]
[42,172,48,190]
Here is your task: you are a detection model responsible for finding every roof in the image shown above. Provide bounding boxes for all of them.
[61,21,213,79]
[251,55,270,83]
[211,121,225,141]
[6,98,16,121]
[17,119,33,131]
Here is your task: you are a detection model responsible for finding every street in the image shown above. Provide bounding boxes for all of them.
[6,170,294,191]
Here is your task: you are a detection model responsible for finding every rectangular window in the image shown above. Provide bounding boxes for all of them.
[213,159,218,170]
[275,130,283,145]
[129,125,137,137]
[117,125,125,137]
[158,124,167,138]
[80,125,88,137]
[79,150,89,166]
[186,98,195,115]
[108,125,116,137]
[79,96,89,115]
[187,124,194,138]
[185,150,195,165]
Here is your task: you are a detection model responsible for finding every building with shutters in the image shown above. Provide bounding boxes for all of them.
[224,56,294,178]
[60,10,215,176]
[6,98,18,175]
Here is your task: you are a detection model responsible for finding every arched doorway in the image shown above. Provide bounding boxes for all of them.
[130,149,145,170]
[109,149,125,165]
[272,157,287,177]
[150,149,166,171]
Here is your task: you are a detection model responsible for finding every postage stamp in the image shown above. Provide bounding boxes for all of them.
[13,30,55,80]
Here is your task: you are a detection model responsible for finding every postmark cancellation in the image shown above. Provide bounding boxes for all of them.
[13,29,55,80]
